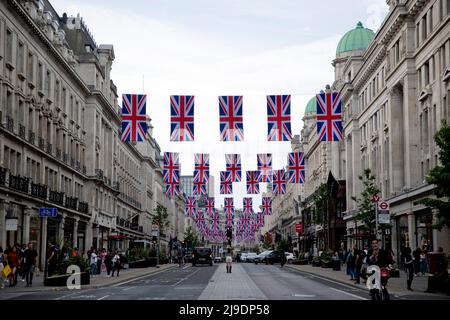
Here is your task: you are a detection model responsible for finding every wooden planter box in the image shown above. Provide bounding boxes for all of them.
[321,260,333,268]
[44,272,90,286]
[312,260,321,267]
[128,259,149,268]
[293,259,309,265]
[148,258,157,267]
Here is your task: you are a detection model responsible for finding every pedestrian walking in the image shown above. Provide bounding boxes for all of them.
[355,247,366,284]
[46,241,58,277]
[90,249,98,277]
[420,250,428,276]
[23,242,38,287]
[346,247,356,281]
[105,250,113,277]
[402,247,414,291]
[413,248,421,276]
[7,246,20,286]
[225,248,232,273]
[100,249,107,274]
[111,251,121,277]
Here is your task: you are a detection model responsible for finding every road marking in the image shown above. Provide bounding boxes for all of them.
[328,287,368,300]
[172,268,201,286]
[122,286,136,291]
[182,265,190,270]
[55,291,83,300]
[110,267,176,288]
[292,294,316,297]
[97,295,110,300]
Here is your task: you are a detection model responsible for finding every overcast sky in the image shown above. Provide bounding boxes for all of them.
[52,0,389,211]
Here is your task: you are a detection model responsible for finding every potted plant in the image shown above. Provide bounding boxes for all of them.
[127,248,150,268]
[320,251,333,268]
[293,252,309,265]
[147,249,157,267]
[44,255,90,286]
[312,256,321,267]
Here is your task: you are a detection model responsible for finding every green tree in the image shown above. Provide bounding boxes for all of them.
[184,226,200,249]
[276,239,289,252]
[312,183,328,225]
[152,204,170,237]
[418,120,450,230]
[352,168,381,233]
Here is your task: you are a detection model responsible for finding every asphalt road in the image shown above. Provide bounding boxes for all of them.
[1,262,448,300]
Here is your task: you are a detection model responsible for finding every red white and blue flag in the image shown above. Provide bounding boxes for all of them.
[262,197,272,216]
[121,94,147,142]
[288,152,305,184]
[163,152,180,196]
[243,197,253,215]
[316,92,343,142]
[267,95,292,141]
[165,182,180,197]
[257,153,273,182]
[205,197,215,216]
[219,96,244,141]
[220,171,233,194]
[246,170,261,194]
[224,198,234,227]
[272,169,286,195]
[212,212,219,230]
[225,154,242,182]
[256,212,265,227]
[185,197,197,217]
[170,95,195,141]
[193,153,209,196]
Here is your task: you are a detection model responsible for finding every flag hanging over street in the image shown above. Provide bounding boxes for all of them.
[121,94,147,142]
[165,182,180,197]
[185,197,197,217]
[170,95,195,141]
[225,154,242,182]
[257,153,273,182]
[243,197,253,215]
[205,197,215,216]
[272,169,286,195]
[316,91,343,141]
[256,212,265,227]
[193,153,209,195]
[220,171,233,194]
[163,152,180,184]
[262,197,272,216]
[246,170,261,194]
[219,96,244,141]
[288,152,305,184]
[224,198,234,227]
[267,95,292,141]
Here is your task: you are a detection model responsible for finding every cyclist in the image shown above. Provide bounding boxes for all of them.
[366,238,393,300]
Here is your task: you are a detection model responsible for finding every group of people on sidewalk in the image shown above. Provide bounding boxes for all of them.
[0,243,38,288]
[86,248,122,278]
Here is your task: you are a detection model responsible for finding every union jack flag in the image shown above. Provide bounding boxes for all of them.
[121,94,148,142]
[163,152,180,184]
[165,182,180,197]
[288,152,305,184]
[185,197,197,217]
[272,169,286,195]
[224,198,234,227]
[219,96,244,141]
[193,154,208,195]
[267,95,292,141]
[316,92,343,141]
[211,212,219,230]
[257,154,273,182]
[205,197,215,216]
[241,213,250,226]
[170,95,195,141]
[243,197,253,215]
[220,171,233,194]
[196,210,204,225]
[246,171,261,194]
[262,197,272,216]
[256,212,265,227]
[225,154,241,182]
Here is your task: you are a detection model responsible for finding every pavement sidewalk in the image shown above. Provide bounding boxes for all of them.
[199,263,266,300]
[0,263,177,293]
[285,263,449,298]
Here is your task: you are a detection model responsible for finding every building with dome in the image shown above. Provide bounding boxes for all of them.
[337,0,450,258]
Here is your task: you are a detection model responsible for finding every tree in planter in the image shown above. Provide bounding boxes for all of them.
[351,168,381,235]
[152,204,170,237]
[184,226,200,249]
[417,120,450,230]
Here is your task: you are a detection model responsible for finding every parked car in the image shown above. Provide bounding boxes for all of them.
[254,250,273,264]
[246,252,258,262]
[185,250,193,262]
[214,256,223,263]
[285,252,294,263]
[192,247,213,266]
[264,251,285,264]
[240,252,249,262]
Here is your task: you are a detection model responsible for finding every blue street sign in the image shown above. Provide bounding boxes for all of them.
[39,208,58,217]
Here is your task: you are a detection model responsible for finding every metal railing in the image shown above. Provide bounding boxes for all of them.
[8,173,29,193]
[49,190,64,205]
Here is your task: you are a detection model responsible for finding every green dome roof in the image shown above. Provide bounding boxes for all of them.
[305,96,316,115]
[336,22,375,55]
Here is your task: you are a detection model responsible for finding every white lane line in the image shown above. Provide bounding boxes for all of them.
[122,286,137,291]
[182,265,190,270]
[97,295,110,300]
[172,268,201,287]
[286,267,363,291]
[328,287,368,300]
[55,291,85,300]
[293,294,316,298]
[110,267,175,288]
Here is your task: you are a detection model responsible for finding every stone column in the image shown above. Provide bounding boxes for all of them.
[391,218,398,264]
[388,85,405,193]
[58,213,66,245]
[40,217,48,270]
[407,212,416,250]
[22,206,32,244]
[73,218,79,248]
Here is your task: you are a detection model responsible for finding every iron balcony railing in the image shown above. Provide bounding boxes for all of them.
[18,124,26,139]
[8,173,29,193]
[78,201,89,214]
[65,196,78,210]
[30,182,48,199]
[49,190,64,205]
[28,130,35,145]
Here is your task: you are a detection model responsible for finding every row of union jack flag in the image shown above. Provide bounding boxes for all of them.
[120,92,343,143]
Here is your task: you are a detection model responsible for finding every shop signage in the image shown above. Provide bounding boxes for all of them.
[378,213,390,224]
[5,218,18,231]
[39,207,57,217]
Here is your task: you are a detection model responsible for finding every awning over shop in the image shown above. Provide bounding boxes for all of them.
[108,235,129,240]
